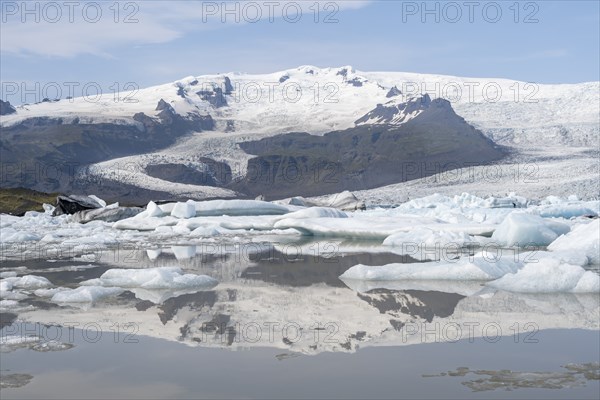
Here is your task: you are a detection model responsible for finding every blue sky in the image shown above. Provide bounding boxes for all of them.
[1,0,599,102]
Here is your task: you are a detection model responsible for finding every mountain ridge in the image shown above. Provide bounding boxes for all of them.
[0,66,597,201]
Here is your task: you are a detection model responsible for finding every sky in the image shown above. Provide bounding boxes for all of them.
[1,0,599,103]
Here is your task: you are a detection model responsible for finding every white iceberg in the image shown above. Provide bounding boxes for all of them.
[171,200,197,219]
[1,275,53,290]
[274,215,492,239]
[146,249,162,261]
[172,246,196,260]
[340,251,524,281]
[80,267,218,290]
[488,258,600,293]
[192,200,290,216]
[382,228,472,249]
[274,207,348,220]
[51,286,124,303]
[189,226,221,237]
[124,201,163,220]
[113,216,179,231]
[537,204,598,219]
[0,228,41,243]
[34,287,70,298]
[548,219,600,265]
[491,212,570,247]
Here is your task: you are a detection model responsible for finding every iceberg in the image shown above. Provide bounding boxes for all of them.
[171,200,197,219]
[274,207,348,220]
[382,228,472,249]
[1,275,53,290]
[172,246,196,260]
[51,286,124,303]
[548,219,600,265]
[113,216,179,231]
[274,216,492,239]
[488,258,600,293]
[537,204,598,219]
[80,267,218,290]
[491,212,570,247]
[192,200,291,216]
[340,251,524,281]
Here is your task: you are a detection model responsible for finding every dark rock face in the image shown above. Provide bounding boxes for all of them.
[0,101,214,193]
[357,289,465,322]
[0,100,17,115]
[159,291,217,325]
[155,99,178,122]
[336,68,349,77]
[233,98,505,199]
[197,88,228,108]
[222,76,234,95]
[155,99,172,112]
[0,312,17,329]
[386,86,402,98]
[347,77,364,87]
[53,195,103,216]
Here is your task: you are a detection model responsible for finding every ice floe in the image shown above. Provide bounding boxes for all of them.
[171,200,197,219]
[382,228,473,249]
[488,258,600,293]
[0,334,75,354]
[274,216,494,238]
[548,219,600,265]
[51,286,124,303]
[191,200,291,216]
[340,250,523,281]
[33,287,70,298]
[273,207,348,220]
[80,267,218,290]
[1,275,53,290]
[113,216,179,231]
[491,212,570,247]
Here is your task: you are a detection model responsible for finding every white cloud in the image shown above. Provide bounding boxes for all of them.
[0,1,372,57]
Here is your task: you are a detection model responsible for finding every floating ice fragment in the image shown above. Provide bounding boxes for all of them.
[340,251,523,281]
[488,258,599,293]
[274,207,348,220]
[1,275,52,290]
[171,200,197,219]
[383,228,472,249]
[34,287,70,298]
[491,212,569,247]
[172,246,196,260]
[51,286,123,303]
[192,200,291,216]
[548,219,599,265]
[80,267,217,290]
[146,249,162,261]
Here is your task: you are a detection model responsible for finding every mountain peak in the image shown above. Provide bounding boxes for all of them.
[0,100,17,116]
[355,94,436,126]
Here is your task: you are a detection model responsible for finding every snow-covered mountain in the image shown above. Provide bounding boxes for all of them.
[3,65,597,142]
[1,66,598,202]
